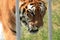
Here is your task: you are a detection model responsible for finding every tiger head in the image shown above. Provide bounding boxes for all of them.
[20,0,47,33]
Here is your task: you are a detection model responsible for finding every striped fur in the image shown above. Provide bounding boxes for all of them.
[0,0,47,40]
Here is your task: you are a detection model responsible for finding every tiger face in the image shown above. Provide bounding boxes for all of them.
[19,0,47,33]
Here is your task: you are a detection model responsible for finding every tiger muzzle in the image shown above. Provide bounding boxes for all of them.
[28,26,39,33]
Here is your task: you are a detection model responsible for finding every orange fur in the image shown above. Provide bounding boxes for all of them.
[0,0,16,40]
[0,0,47,40]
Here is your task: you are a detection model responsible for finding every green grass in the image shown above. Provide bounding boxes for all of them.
[20,0,60,40]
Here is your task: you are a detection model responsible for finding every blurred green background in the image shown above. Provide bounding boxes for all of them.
[21,0,60,40]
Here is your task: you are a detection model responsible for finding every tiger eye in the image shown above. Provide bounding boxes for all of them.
[39,2,42,5]
[30,3,34,5]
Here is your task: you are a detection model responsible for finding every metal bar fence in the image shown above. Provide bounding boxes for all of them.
[47,0,52,40]
[16,0,21,40]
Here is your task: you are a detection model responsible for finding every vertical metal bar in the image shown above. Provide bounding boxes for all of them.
[47,0,52,40]
[16,0,21,40]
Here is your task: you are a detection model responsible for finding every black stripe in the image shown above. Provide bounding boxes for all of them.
[22,8,25,14]
[21,2,26,7]
[27,9,35,16]
[10,28,16,33]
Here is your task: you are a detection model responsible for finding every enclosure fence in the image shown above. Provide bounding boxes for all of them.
[16,0,21,40]
[47,0,52,40]
[16,0,52,40]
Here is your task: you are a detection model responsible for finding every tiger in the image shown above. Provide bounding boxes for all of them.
[19,0,47,33]
[0,0,47,40]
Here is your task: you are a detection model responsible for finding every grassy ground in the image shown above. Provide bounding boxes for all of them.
[21,0,60,40]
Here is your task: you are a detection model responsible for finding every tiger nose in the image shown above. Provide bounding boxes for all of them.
[30,21,38,26]
[29,22,35,26]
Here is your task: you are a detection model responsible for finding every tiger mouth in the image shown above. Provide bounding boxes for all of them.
[27,24,39,33]
[28,29,38,33]
[20,20,39,33]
